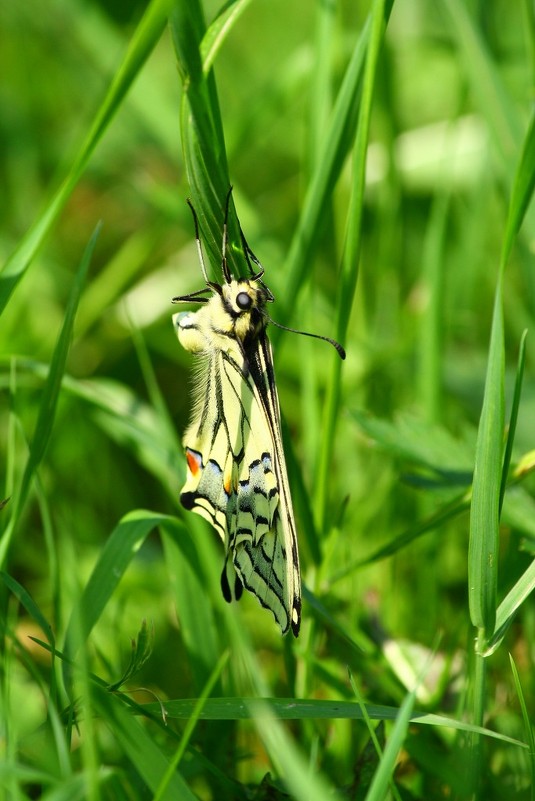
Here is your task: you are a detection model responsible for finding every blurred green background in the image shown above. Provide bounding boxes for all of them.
[1,0,534,798]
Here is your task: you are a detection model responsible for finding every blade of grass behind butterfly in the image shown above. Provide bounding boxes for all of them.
[273,0,394,334]
[0,0,171,316]
[0,226,99,569]
[315,0,387,531]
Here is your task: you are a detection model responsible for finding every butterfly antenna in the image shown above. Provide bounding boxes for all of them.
[265,313,346,359]
[221,186,234,283]
[239,223,265,280]
[186,199,212,286]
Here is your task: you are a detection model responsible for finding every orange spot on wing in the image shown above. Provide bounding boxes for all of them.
[224,475,232,495]
[186,449,202,476]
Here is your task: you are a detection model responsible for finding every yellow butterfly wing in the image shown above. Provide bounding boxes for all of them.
[175,294,301,637]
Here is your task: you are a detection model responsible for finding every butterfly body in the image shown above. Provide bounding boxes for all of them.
[174,273,301,636]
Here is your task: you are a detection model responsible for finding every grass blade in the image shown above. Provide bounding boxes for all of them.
[315,0,388,527]
[509,654,535,798]
[170,0,233,268]
[468,278,504,637]
[249,700,340,801]
[200,0,253,74]
[469,102,535,642]
[63,510,173,661]
[92,685,198,801]
[500,329,528,511]
[0,225,100,568]
[364,690,415,801]
[280,0,395,328]
[152,697,527,746]
[0,0,172,314]
[153,650,230,801]
[0,571,55,648]
[484,558,535,656]
[500,106,535,266]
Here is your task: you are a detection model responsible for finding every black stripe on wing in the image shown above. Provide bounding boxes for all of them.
[237,332,301,636]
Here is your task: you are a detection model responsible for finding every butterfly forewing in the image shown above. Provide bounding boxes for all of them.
[173,271,301,636]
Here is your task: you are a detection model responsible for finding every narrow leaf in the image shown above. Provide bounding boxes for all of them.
[0,225,100,568]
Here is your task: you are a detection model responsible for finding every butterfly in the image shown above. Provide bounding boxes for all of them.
[172,189,345,636]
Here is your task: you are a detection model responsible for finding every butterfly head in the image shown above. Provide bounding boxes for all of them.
[220,278,273,345]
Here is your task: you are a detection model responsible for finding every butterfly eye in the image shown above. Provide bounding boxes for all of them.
[236,291,252,310]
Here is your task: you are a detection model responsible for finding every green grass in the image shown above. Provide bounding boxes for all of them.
[1,0,535,799]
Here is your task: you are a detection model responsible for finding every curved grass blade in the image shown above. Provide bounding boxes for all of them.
[483,558,535,656]
[63,510,175,662]
[500,106,535,265]
[200,0,253,74]
[0,0,172,315]
[91,684,198,801]
[0,571,55,649]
